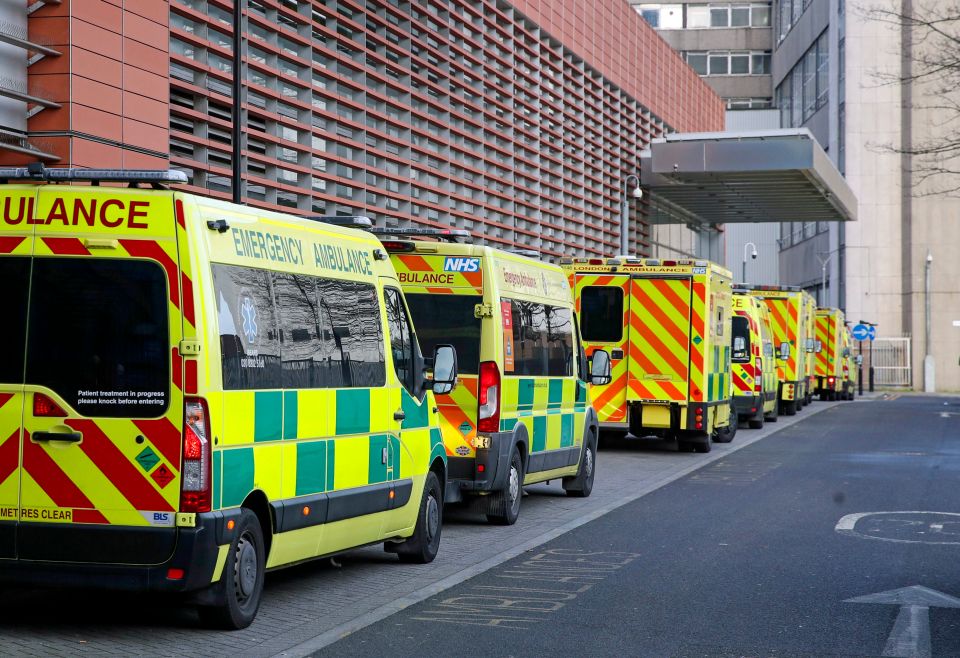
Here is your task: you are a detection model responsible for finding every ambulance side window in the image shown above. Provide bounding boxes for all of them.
[213,265,282,390]
[275,273,328,389]
[384,287,416,394]
[314,278,385,388]
[506,299,573,377]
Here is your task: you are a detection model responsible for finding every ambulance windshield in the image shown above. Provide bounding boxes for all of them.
[405,294,482,374]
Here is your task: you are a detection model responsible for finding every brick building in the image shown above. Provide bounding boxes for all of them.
[2,0,723,258]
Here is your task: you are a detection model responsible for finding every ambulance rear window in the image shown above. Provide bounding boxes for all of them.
[580,287,623,343]
[25,258,170,417]
[0,257,29,385]
[405,293,481,374]
[732,316,751,363]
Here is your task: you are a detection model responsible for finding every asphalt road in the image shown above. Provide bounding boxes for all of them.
[317,394,960,658]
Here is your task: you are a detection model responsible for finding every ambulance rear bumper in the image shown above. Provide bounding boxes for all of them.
[733,394,762,417]
[0,512,224,593]
[448,430,514,494]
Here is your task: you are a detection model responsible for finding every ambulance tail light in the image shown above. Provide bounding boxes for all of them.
[662,260,677,267]
[33,393,67,418]
[755,358,763,394]
[477,361,501,434]
[181,397,211,513]
[828,376,835,386]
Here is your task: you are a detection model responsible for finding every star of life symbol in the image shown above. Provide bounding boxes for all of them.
[241,296,258,344]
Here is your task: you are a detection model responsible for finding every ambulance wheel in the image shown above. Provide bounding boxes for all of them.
[694,439,712,453]
[395,470,443,564]
[748,414,764,430]
[563,433,597,498]
[713,403,738,443]
[197,509,265,630]
[487,446,523,525]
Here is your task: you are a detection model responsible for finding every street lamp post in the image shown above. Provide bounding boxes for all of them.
[924,251,934,392]
[620,174,642,256]
[816,250,838,307]
[742,242,758,284]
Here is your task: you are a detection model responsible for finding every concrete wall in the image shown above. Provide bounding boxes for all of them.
[842,0,907,378]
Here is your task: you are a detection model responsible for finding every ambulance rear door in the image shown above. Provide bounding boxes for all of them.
[576,274,631,423]
[0,185,38,558]
[17,186,185,564]
[626,276,693,403]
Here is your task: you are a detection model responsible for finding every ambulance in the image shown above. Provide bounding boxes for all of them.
[745,286,816,416]
[0,166,459,629]
[814,308,855,400]
[563,257,736,453]
[377,233,611,525]
[731,291,779,428]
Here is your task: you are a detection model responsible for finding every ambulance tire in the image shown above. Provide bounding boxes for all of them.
[713,406,738,443]
[486,446,524,525]
[197,509,265,630]
[563,432,597,498]
[783,400,798,416]
[748,413,764,430]
[678,431,711,453]
[395,470,443,564]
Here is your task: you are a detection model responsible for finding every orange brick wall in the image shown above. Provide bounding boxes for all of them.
[0,0,170,168]
[510,0,725,132]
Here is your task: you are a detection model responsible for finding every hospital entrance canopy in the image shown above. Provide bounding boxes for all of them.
[638,129,856,226]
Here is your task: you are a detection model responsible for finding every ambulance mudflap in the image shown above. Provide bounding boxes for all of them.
[1,186,185,564]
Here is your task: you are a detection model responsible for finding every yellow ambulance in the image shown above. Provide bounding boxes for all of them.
[815,307,853,400]
[802,293,818,406]
[731,291,779,428]
[563,257,736,453]
[0,167,458,629]
[377,234,611,525]
[746,285,816,416]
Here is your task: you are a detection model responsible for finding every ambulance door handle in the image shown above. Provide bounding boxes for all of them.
[33,431,81,444]
[393,410,406,422]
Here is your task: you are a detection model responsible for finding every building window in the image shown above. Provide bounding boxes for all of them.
[684,3,771,29]
[636,4,683,29]
[687,50,771,76]
[774,29,829,127]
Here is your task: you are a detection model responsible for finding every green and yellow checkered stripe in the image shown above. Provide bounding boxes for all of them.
[213,387,439,510]
[499,377,587,454]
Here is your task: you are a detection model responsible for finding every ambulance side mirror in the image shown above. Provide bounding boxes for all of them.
[806,338,816,353]
[778,342,790,360]
[430,344,458,395]
[589,350,612,386]
[817,340,823,353]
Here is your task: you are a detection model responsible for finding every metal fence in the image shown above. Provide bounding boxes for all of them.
[857,336,912,388]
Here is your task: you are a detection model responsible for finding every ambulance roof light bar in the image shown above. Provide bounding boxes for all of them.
[0,163,188,187]
[308,215,374,228]
[506,249,541,259]
[367,226,470,243]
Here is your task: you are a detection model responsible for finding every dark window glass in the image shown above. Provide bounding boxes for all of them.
[732,316,751,362]
[275,273,326,389]
[26,258,169,417]
[384,288,416,393]
[213,265,282,390]
[405,293,481,374]
[318,278,385,388]
[0,257,28,384]
[508,299,574,377]
[580,287,624,343]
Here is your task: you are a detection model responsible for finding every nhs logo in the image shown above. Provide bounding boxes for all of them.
[443,257,481,273]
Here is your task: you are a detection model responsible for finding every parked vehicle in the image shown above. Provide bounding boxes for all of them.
[563,257,736,453]
[731,291,779,428]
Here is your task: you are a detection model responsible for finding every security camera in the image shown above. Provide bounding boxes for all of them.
[751,250,758,259]
[631,186,643,200]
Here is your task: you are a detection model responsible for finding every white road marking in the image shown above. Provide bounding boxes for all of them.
[845,585,960,658]
[836,511,960,545]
